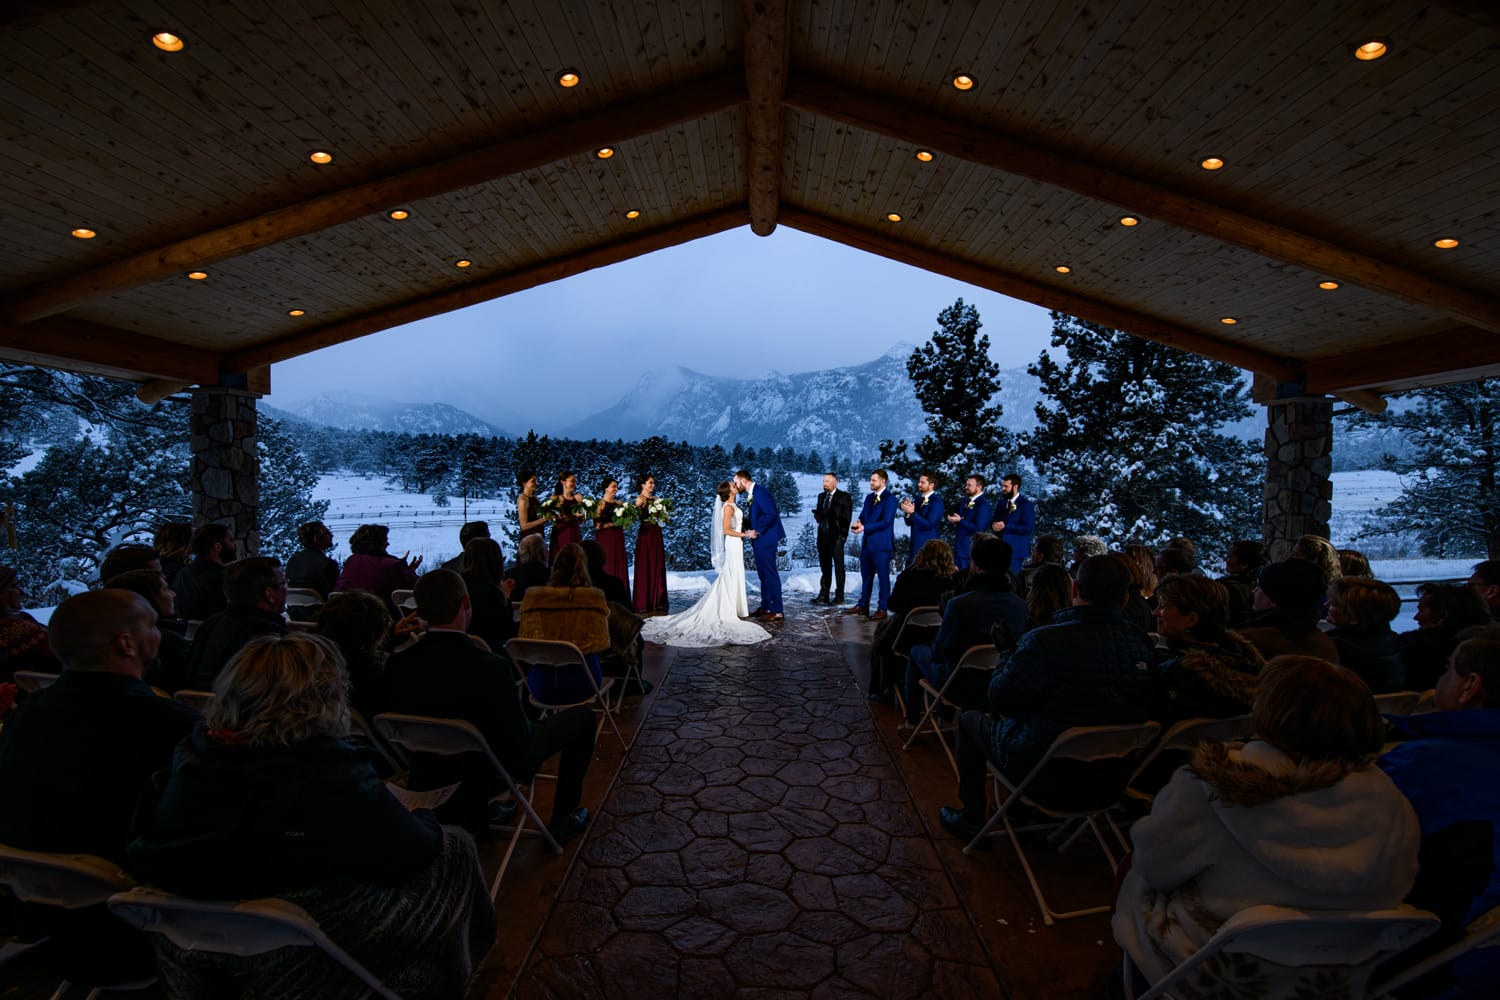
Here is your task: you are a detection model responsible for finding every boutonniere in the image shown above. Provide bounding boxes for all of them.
[966,496,977,509]
[920,496,930,508]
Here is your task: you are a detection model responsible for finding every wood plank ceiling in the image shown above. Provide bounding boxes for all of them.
[0,0,1495,399]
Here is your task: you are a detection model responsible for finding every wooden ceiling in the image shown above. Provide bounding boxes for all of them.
[1,0,1496,400]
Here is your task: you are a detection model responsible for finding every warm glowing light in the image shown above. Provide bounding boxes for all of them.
[186,271,207,280]
[1319,281,1340,290]
[625,210,640,219]
[309,150,333,164]
[455,259,472,268]
[886,212,902,222]
[595,147,614,160]
[1220,316,1238,325]
[1200,157,1224,170]
[557,69,580,88]
[152,32,184,52]
[1119,216,1139,227]
[288,309,305,317]
[915,149,934,162]
[70,228,96,239]
[1355,40,1388,61]
[952,73,974,91]
[1434,237,1460,249]
[1055,265,1071,274]
[388,209,409,220]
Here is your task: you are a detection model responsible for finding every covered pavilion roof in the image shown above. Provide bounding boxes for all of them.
[1,0,1496,402]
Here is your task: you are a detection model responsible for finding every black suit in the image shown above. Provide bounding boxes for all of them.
[813,488,853,600]
[381,630,594,829]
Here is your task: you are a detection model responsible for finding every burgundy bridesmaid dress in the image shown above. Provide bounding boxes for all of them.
[633,521,668,614]
[596,504,632,604]
[549,507,582,561]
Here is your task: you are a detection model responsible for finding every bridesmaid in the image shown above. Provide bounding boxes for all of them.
[516,469,548,549]
[593,477,632,604]
[632,474,669,615]
[548,471,584,562]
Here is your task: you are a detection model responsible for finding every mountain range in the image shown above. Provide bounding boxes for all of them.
[266,390,509,437]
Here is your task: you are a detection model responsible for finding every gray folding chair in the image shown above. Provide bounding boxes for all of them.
[348,707,408,782]
[283,587,324,611]
[390,589,416,614]
[1374,690,1424,715]
[902,644,999,777]
[108,887,401,1000]
[505,638,626,751]
[13,670,59,694]
[172,689,214,714]
[1372,902,1500,996]
[1124,714,1254,807]
[371,713,562,900]
[886,605,941,717]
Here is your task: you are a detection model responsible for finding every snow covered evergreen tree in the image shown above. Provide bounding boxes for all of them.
[257,416,331,561]
[1022,312,1260,555]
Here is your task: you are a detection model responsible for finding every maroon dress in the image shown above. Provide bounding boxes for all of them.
[633,521,668,614]
[549,500,583,562]
[595,503,632,605]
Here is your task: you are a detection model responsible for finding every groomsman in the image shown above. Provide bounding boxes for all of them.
[946,474,992,571]
[812,473,852,605]
[989,473,1035,574]
[848,469,897,621]
[900,473,945,567]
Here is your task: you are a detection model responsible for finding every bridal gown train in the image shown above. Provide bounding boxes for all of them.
[641,502,770,648]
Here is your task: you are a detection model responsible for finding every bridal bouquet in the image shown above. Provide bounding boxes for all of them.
[639,496,673,526]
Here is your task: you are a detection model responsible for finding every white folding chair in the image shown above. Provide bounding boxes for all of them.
[108,887,401,1000]
[13,670,59,694]
[172,690,214,714]
[1124,714,1254,807]
[1372,902,1500,996]
[505,638,626,751]
[1374,690,1424,715]
[283,587,324,610]
[902,644,999,777]
[390,589,416,614]
[1123,904,1439,1000]
[886,605,941,717]
[348,708,408,782]
[371,713,562,900]
[964,722,1161,924]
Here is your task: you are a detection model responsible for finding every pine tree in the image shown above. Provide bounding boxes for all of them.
[257,416,331,560]
[768,469,801,516]
[1022,312,1260,555]
[879,298,1013,488]
[792,522,818,564]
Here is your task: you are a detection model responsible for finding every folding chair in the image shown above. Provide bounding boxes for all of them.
[1373,690,1424,715]
[107,887,401,1000]
[283,587,324,611]
[172,690,214,714]
[1124,714,1254,807]
[902,644,999,777]
[285,619,317,632]
[13,670,59,694]
[1372,902,1500,996]
[885,605,941,717]
[1123,903,1439,1000]
[505,638,626,751]
[348,708,408,781]
[963,722,1161,925]
[390,590,416,614]
[371,713,562,900]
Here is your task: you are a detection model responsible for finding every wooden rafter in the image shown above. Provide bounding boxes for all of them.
[225,207,749,372]
[779,206,1301,381]
[784,75,1500,337]
[0,317,219,384]
[1304,327,1500,395]
[3,70,749,325]
[743,0,791,236]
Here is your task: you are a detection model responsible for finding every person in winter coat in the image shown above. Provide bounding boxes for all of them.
[1151,574,1264,730]
[1236,559,1340,664]
[1325,576,1406,694]
[1114,655,1420,994]
[334,523,422,614]
[1397,582,1492,692]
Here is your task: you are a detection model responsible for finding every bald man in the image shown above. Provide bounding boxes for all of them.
[0,589,196,863]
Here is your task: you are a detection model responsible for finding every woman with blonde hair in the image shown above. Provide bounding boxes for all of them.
[518,542,609,703]
[1291,533,1342,587]
[128,632,494,999]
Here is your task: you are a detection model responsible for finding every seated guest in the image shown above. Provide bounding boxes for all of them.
[1236,559,1340,664]
[1399,582,1492,691]
[152,521,192,585]
[313,590,393,720]
[440,520,490,573]
[335,523,422,613]
[1379,628,1500,999]
[580,539,630,607]
[128,633,494,999]
[1291,532,1343,588]
[1153,545,1195,580]
[1114,656,1419,991]
[1,563,59,682]
[1216,539,1266,628]
[171,523,238,621]
[1123,544,1158,608]
[462,536,517,652]
[1325,576,1406,694]
[285,520,340,598]
[506,533,550,606]
[580,539,646,689]
[1015,534,1065,598]
[868,540,960,700]
[1338,547,1373,578]
[517,544,608,705]
[382,570,595,842]
[1151,574,1263,729]
[105,568,189,693]
[1068,534,1107,577]
[98,543,162,585]
[904,536,1027,725]
[1024,563,1073,631]
[940,555,1156,840]
[185,557,288,690]
[1116,551,1155,634]
[1467,559,1500,620]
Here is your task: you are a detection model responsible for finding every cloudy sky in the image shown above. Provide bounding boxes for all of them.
[267,226,1056,431]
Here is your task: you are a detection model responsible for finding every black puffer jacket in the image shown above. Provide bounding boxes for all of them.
[1153,630,1264,729]
[1328,623,1406,694]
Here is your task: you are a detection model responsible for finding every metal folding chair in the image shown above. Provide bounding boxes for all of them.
[1372,902,1500,996]
[504,638,627,751]
[12,671,59,694]
[172,689,214,714]
[885,605,941,717]
[1124,714,1254,807]
[902,644,999,776]
[1373,690,1424,715]
[390,589,416,614]
[283,587,324,611]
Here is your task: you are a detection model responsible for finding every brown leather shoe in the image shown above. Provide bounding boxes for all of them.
[869,610,888,622]
[765,612,784,622]
[844,606,869,616]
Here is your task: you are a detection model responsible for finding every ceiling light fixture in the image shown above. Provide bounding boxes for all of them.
[595,146,615,160]
[1055,265,1071,274]
[186,271,207,280]
[288,309,305,317]
[1220,316,1238,325]
[557,69,580,88]
[952,73,975,91]
[625,210,640,219]
[1200,157,1224,170]
[886,212,902,222]
[70,227,96,239]
[308,150,333,165]
[1433,237,1460,249]
[1119,216,1139,227]
[1319,281,1340,290]
[455,259,472,268]
[388,209,409,220]
[151,32,184,52]
[915,149,934,162]
[1354,40,1388,61]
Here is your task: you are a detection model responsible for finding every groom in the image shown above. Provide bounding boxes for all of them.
[734,470,785,622]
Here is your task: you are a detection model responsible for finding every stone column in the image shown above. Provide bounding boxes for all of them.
[1262,395,1333,561]
[190,387,259,555]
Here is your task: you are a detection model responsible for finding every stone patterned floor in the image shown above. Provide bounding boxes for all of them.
[517,613,1002,998]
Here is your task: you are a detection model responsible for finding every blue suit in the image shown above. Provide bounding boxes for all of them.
[903,493,945,567]
[855,490,896,612]
[993,494,1035,573]
[952,493,992,570]
[747,485,785,613]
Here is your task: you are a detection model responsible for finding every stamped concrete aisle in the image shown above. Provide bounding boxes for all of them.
[515,611,1003,998]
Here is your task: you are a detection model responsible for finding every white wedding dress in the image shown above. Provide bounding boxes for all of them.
[640,498,771,648]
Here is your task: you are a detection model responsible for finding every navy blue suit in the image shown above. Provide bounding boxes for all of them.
[747,484,785,613]
[855,490,896,612]
[903,492,945,567]
[952,493,992,570]
[993,494,1035,573]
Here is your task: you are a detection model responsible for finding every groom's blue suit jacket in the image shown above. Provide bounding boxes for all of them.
[749,488,785,548]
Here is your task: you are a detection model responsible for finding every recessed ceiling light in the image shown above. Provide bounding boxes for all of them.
[1200,157,1224,170]
[1433,237,1460,249]
[1119,216,1139,227]
[625,210,640,219]
[915,149,934,162]
[186,271,207,280]
[1055,265,1071,274]
[1220,316,1238,325]
[309,150,333,165]
[1319,281,1340,290]
[595,147,615,160]
[288,309,305,317]
[70,227,96,239]
[557,69,580,88]
[388,209,409,220]
[151,32,184,52]
[455,259,472,268]
[1354,40,1388,61]
[952,73,974,91]
[886,212,902,222]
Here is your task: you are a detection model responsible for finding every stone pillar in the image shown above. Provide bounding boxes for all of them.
[1262,395,1333,562]
[190,387,259,555]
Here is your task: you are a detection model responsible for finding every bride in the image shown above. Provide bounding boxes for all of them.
[640,481,771,648]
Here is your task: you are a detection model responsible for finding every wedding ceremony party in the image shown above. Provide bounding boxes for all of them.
[2,2,1498,999]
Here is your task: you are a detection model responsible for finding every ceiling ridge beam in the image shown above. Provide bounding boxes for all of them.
[784,75,1500,336]
[4,70,749,325]
[0,317,219,383]
[225,207,748,373]
[779,206,1301,381]
[1304,327,1500,394]
[744,0,790,236]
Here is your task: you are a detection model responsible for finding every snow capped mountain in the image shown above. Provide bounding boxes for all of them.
[268,391,506,437]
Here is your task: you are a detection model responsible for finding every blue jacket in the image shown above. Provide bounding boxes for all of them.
[904,492,945,558]
[857,490,896,555]
[932,575,1028,667]
[748,484,785,547]
[994,495,1035,570]
[953,493,992,562]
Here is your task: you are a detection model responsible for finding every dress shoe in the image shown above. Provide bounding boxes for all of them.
[869,610,888,622]
[548,807,590,846]
[938,805,987,844]
[748,607,767,618]
[832,595,845,604]
[765,612,784,622]
[844,606,869,616]
[811,594,828,605]
[750,608,773,620]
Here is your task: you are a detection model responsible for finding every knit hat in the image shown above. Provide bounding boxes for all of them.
[1256,558,1325,611]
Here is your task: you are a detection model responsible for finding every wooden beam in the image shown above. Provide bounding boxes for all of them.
[1333,390,1388,415]
[0,317,218,384]
[4,71,748,325]
[784,75,1500,336]
[780,206,1301,381]
[743,0,790,236]
[226,208,748,371]
[1304,327,1500,394]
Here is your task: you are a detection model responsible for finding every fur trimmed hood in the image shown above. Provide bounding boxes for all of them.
[1189,739,1354,807]
[1169,632,1264,705]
